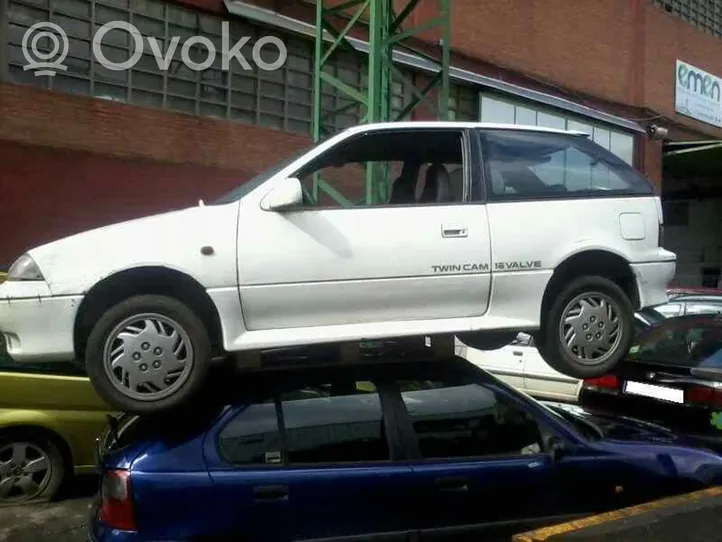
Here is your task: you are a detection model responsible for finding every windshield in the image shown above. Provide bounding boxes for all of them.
[211,146,312,205]
[628,315,722,368]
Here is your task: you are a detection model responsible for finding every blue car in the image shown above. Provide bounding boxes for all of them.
[90,353,722,542]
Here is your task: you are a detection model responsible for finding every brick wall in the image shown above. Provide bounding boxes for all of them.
[2,0,720,263]
[0,139,251,264]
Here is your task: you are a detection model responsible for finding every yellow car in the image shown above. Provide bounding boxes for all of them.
[0,333,111,505]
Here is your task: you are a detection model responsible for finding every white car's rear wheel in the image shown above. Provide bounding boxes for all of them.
[537,276,634,379]
[85,295,212,414]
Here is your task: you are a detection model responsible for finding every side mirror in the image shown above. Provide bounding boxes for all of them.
[260,177,303,212]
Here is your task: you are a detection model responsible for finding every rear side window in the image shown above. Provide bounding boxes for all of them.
[479,129,652,199]
[218,380,389,466]
[218,400,282,466]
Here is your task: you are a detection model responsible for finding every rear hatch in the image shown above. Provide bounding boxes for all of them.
[96,413,155,470]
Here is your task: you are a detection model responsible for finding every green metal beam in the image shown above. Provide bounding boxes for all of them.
[311,0,451,206]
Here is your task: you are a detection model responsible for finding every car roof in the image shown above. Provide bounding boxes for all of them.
[340,121,587,137]
[668,295,722,303]
[108,355,485,442]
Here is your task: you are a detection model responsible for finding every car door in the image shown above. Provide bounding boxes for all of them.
[459,332,528,392]
[206,374,416,542]
[236,127,491,332]
[391,371,566,541]
[523,336,581,402]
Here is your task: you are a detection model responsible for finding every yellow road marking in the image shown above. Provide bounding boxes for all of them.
[513,486,722,541]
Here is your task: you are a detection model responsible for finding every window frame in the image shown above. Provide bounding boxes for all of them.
[212,372,406,469]
[474,128,655,203]
[289,127,478,211]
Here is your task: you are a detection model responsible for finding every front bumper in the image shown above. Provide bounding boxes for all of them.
[632,257,676,309]
[0,280,82,362]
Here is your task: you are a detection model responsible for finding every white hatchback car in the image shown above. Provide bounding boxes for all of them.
[0,122,675,413]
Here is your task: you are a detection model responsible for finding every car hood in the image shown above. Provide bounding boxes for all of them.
[544,402,680,444]
[26,202,240,295]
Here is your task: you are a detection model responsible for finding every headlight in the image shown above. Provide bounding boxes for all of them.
[7,254,44,281]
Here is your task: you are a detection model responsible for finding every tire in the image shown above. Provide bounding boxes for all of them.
[85,295,212,414]
[0,431,65,506]
[456,331,518,351]
[536,275,635,379]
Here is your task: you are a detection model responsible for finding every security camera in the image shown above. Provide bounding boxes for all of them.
[647,125,669,140]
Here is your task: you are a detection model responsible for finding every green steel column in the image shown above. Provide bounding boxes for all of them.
[312,0,451,206]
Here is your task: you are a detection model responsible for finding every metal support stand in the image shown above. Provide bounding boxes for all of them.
[312,0,451,205]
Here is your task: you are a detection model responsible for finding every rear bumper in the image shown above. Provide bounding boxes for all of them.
[88,503,142,542]
[632,257,676,309]
[0,281,81,362]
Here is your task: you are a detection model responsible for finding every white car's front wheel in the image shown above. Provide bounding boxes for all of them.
[536,276,635,379]
[85,295,212,414]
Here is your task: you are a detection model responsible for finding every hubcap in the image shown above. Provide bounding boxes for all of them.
[559,292,622,366]
[0,442,52,503]
[103,313,194,401]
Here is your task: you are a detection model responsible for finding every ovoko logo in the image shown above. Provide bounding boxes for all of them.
[678,63,721,102]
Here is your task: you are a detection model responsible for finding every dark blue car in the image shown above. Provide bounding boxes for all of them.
[90,354,722,542]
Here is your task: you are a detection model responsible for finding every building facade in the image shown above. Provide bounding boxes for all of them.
[1,0,721,284]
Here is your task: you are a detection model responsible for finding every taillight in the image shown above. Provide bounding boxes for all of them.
[99,469,136,531]
[584,375,620,390]
[686,385,722,407]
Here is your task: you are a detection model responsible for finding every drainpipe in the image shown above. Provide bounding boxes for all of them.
[0,0,9,82]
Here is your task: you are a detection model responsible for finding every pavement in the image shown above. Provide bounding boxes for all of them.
[0,477,95,542]
[514,486,722,542]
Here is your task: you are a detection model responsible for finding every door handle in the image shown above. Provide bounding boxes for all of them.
[442,225,468,238]
[513,351,523,357]
[253,485,289,501]
[435,476,469,492]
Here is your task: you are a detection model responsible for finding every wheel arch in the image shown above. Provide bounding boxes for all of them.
[0,424,73,479]
[73,266,224,360]
[541,249,639,323]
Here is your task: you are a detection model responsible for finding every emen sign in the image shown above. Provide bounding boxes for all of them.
[675,60,722,128]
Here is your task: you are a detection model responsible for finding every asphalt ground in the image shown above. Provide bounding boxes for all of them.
[3,479,722,542]
[0,477,95,542]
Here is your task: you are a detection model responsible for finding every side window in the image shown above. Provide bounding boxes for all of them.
[480,129,651,199]
[218,399,283,466]
[280,380,389,464]
[397,378,544,459]
[293,130,466,208]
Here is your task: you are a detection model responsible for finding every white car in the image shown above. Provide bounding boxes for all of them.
[457,310,668,402]
[0,122,676,414]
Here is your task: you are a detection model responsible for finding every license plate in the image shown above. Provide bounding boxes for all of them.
[624,380,684,404]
